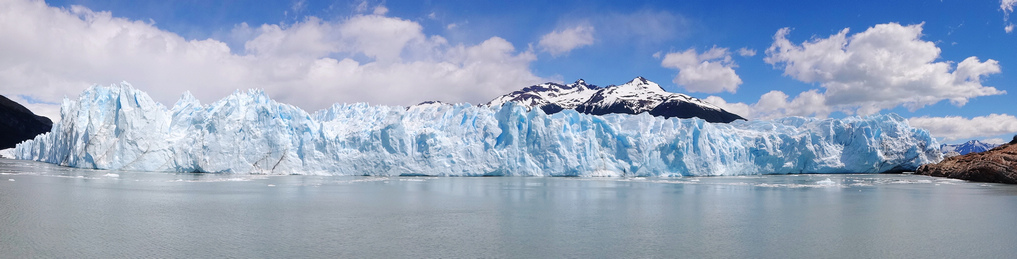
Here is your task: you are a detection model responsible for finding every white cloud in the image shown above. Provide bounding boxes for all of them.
[538,25,595,56]
[1004,0,1016,19]
[660,47,742,94]
[908,114,1017,142]
[764,23,1003,117]
[373,5,388,15]
[12,96,61,123]
[704,96,751,119]
[1004,0,1016,32]
[354,0,369,13]
[704,90,831,120]
[737,48,756,57]
[983,138,1007,145]
[0,0,547,121]
[291,0,307,13]
[752,90,832,119]
[547,10,685,52]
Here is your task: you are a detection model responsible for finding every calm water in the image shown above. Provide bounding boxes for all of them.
[2,158,1017,258]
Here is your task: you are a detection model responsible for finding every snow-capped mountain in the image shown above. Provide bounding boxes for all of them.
[485,79,599,114]
[940,140,1000,156]
[485,77,746,123]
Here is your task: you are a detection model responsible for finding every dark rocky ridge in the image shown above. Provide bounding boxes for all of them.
[0,94,53,149]
[916,137,1017,184]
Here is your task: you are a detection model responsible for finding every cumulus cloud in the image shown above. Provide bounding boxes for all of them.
[538,25,595,56]
[764,23,1003,117]
[983,138,1007,145]
[1004,0,1016,32]
[711,23,1005,121]
[0,0,546,121]
[550,9,686,49]
[372,5,388,15]
[703,96,751,119]
[660,47,742,93]
[703,90,832,120]
[737,48,756,57]
[909,114,1017,142]
[752,90,832,119]
[1006,0,1016,17]
[291,0,307,13]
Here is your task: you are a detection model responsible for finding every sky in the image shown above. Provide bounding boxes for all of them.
[0,0,1015,144]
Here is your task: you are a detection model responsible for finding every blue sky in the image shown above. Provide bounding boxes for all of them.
[2,0,1016,144]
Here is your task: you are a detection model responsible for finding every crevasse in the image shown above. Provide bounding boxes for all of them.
[14,83,943,176]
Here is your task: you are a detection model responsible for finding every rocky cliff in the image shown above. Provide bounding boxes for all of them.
[916,136,1017,184]
[0,94,52,149]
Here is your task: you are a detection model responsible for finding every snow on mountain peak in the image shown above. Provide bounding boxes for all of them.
[486,77,744,123]
[616,76,667,93]
[940,139,1001,156]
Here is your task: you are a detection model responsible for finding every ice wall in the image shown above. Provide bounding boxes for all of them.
[14,83,943,176]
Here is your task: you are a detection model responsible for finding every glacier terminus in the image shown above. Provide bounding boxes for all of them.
[14,83,943,176]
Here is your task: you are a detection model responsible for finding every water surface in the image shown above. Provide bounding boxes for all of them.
[2,158,1016,258]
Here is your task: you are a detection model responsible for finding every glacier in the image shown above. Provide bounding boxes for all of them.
[14,83,942,176]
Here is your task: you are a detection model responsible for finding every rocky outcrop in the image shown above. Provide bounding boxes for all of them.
[916,140,1017,184]
[0,94,53,149]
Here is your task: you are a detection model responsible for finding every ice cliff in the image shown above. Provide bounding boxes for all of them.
[485,77,746,123]
[14,83,942,176]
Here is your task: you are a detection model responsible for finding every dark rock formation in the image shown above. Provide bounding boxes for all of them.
[916,140,1017,184]
[0,95,53,149]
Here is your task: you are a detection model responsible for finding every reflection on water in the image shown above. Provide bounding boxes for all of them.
[2,158,1017,258]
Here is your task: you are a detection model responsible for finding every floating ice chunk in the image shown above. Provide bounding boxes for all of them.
[816,178,836,186]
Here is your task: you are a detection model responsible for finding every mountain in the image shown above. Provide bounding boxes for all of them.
[918,138,1017,184]
[940,140,1000,156]
[0,94,53,149]
[485,77,746,123]
[13,83,941,176]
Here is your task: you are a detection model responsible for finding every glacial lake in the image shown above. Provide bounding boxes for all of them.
[2,158,1016,258]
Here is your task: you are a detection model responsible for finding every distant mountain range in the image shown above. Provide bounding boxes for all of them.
[0,95,53,149]
[483,77,745,123]
[940,140,1000,157]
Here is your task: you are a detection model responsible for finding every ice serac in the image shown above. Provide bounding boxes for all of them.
[15,83,942,176]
